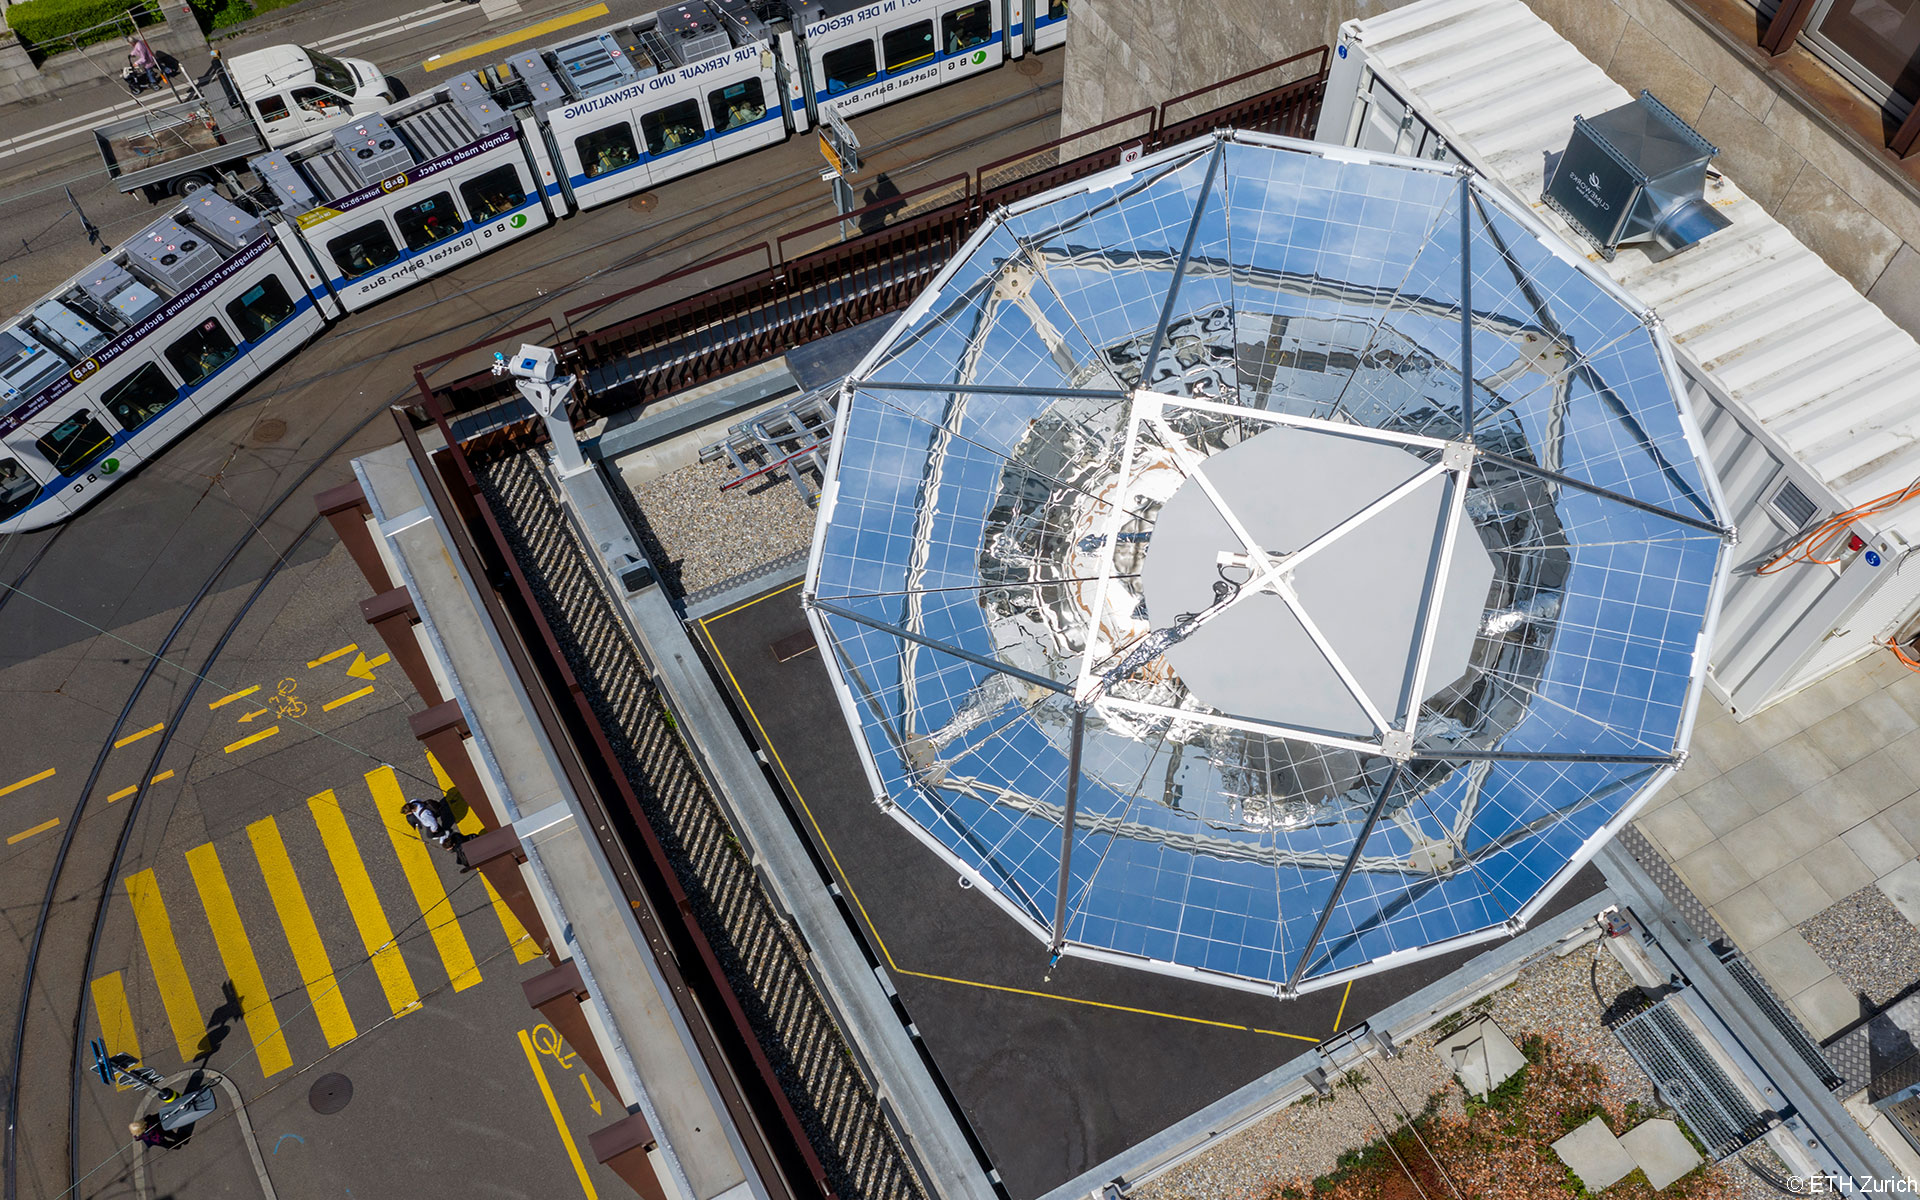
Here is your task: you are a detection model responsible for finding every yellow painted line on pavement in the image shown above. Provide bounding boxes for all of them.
[323,686,375,712]
[209,685,259,710]
[367,766,480,991]
[306,643,358,668]
[91,972,142,1088]
[113,723,164,748]
[308,789,420,1017]
[185,843,293,1076]
[107,770,176,803]
[248,817,358,1047]
[224,726,279,754]
[518,1027,598,1199]
[7,817,58,844]
[125,869,206,1063]
[0,767,54,798]
[426,3,608,70]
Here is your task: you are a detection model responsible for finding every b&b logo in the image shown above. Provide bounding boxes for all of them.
[68,358,100,384]
[380,174,410,194]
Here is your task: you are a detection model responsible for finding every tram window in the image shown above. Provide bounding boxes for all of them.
[820,42,876,93]
[0,457,40,519]
[1047,0,1065,19]
[35,409,112,475]
[395,192,461,251]
[640,100,704,156]
[575,125,638,178]
[163,318,238,386]
[226,277,297,342]
[102,362,176,431]
[942,4,991,51]
[461,166,527,221]
[327,221,401,280]
[883,21,935,71]
[708,78,767,133]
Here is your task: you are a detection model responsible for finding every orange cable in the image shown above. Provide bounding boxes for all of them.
[1757,477,1920,575]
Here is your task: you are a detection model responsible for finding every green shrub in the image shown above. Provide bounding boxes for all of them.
[6,0,160,53]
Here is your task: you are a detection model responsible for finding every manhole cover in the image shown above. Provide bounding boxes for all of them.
[1016,57,1044,76]
[308,1073,352,1114]
[250,418,287,444]
[628,192,658,213]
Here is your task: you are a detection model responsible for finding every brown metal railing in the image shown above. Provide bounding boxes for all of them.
[415,48,1330,443]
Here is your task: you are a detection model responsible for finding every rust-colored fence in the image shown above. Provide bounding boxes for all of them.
[419,47,1328,444]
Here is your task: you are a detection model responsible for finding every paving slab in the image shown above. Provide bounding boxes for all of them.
[1552,1116,1636,1191]
[1620,1118,1701,1190]
[1751,929,1836,996]
[1718,882,1792,949]
[1675,841,1756,906]
[1808,842,1878,903]
[1641,803,1716,861]
[1759,861,1835,925]
[1686,778,1763,837]
[1842,816,1917,878]
[1793,974,1869,1041]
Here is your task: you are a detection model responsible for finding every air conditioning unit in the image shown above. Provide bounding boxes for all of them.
[333,114,415,185]
[78,261,163,324]
[30,301,108,359]
[182,191,268,250]
[508,51,571,109]
[0,328,68,402]
[1543,90,1730,260]
[126,219,224,290]
[655,1,731,64]
[249,153,321,212]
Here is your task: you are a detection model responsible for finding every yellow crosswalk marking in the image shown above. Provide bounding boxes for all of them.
[185,844,293,1077]
[0,767,54,798]
[307,790,419,1017]
[125,870,206,1064]
[90,972,142,1087]
[113,723,164,748]
[307,644,358,669]
[223,726,279,754]
[366,766,480,991]
[248,817,357,1048]
[427,751,485,835]
[483,875,547,964]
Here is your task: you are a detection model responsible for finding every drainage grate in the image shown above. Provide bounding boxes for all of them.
[1613,998,1770,1159]
[1721,950,1844,1089]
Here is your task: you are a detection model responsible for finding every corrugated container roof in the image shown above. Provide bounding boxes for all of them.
[1347,0,1920,538]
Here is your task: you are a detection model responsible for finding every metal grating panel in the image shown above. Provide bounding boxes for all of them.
[1613,998,1770,1159]
[1721,951,1843,1089]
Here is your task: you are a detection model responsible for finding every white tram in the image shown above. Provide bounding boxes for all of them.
[0,0,1072,531]
[0,193,328,531]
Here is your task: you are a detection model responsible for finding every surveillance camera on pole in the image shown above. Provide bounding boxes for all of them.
[492,344,589,477]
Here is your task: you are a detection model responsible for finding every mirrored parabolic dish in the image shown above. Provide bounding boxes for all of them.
[803,132,1731,995]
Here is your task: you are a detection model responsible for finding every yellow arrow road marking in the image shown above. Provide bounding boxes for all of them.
[0,767,54,798]
[580,1073,601,1114]
[113,723,164,748]
[209,686,259,710]
[224,726,279,754]
[345,651,389,681]
[237,707,271,723]
[323,686,375,712]
[307,644,358,669]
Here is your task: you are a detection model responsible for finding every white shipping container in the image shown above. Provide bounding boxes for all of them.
[1317,0,1920,719]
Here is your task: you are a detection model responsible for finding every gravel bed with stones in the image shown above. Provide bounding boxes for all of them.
[624,459,818,596]
[1131,946,1789,1200]
[1801,885,1920,1006]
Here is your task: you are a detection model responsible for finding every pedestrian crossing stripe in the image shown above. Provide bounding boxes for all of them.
[367,765,481,992]
[124,870,206,1064]
[185,843,294,1077]
[248,816,358,1047]
[309,788,423,1017]
[90,972,141,1088]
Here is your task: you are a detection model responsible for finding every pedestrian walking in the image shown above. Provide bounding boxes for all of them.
[129,1117,187,1150]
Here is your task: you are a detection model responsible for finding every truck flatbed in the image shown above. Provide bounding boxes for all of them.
[94,91,266,200]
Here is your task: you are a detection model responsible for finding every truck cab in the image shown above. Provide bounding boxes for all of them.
[227,46,393,148]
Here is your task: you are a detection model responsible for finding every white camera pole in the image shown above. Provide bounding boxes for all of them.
[493,344,589,477]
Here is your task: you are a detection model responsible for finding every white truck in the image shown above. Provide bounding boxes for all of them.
[95,45,392,202]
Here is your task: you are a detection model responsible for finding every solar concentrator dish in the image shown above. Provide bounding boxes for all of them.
[803,132,1731,995]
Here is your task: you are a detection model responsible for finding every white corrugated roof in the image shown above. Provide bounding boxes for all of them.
[1349,0,1920,534]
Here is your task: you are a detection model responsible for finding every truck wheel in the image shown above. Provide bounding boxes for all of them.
[171,173,215,196]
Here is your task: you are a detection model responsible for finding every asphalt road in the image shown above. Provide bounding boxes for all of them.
[0,14,1065,1198]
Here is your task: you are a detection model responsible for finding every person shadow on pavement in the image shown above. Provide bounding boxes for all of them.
[195,981,243,1065]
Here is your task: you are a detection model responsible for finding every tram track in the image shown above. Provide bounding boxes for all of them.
[0,66,1065,1200]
